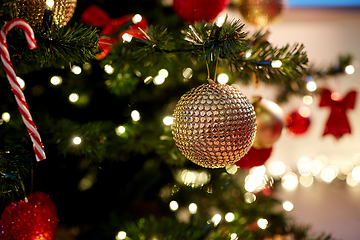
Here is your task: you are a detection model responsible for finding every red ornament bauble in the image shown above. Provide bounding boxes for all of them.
[285,106,311,135]
[173,0,230,24]
[237,0,285,27]
[172,79,257,168]
[252,97,284,149]
[236,146,272,169]
[0,192,58,240]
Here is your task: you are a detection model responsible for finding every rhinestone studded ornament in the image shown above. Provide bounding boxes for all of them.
[172,79,257,168]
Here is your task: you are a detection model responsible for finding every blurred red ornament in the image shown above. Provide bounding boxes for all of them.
[285,106,311,135]
[236,146,272,169]
[237,0,285,27]
[319,88,357,139]
[252,97,284,149]
[81,5,148,59]
[0,192,58,240]
[173,0,230,24]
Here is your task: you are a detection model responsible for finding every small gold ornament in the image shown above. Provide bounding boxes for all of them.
[15,0,77,28]
[172,79,257,168]
[252,96,284,148]
[237,0,285,27]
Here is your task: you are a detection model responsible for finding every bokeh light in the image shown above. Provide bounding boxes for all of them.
[71,65,82,75]
[116,231,127,240]
[163,116,173,126]
[271,60,282,68]
[283,201,294,211]
[281,172,298,190]
[16,77,25,89]
[73,137,81,145]
[225,212,235,222]
[1,112,11,123]
[69,93,79,103]
[217,73,229,84]
[345,65,355,74]
[169,200,179,211]
[131,110,140,122]
[257,218,268,229]
[188,203,197,214]
[50,76,62,85]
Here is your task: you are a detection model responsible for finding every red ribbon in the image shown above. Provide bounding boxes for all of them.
[319,87,357,139]
[81,5,148,59]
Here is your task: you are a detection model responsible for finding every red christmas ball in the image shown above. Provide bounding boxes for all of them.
[173,0,230,24]
[285,106,311,135]
[236,146,272,169]
[0,192,58,240]
[252,97,284,149]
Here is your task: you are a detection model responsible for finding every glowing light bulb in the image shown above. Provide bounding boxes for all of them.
[158,69,169,78]
[144,76,153,84]
[230,233,237,240]
[131,110,140,122]
[225,212,235,222]
[282,201,294,211]
[132,14,142,24]
[46,0,54,8]
[104,64,114,74]
[163,116,173,126]
[73,137,81,145]
[271,60,282,68]
[352,166,360,180]
[16,77,25,89]
[257,218,268,229]
[217,73,229,84]
[115,126,126,136]
[122,33,133,42]
[116,231,127,240]
[71,65,82,75]
[154,75,165,85]
[212,214,221,226]
[298,106,311,118]
[244,180,256,192]
[244,192,256,203]
[189,203,197,214]
[306,81,317,92]
[50,76,62,85]
[1,112,10,122]
[225,164,237,175]
[345,65,355,75]
[69,93,79,103]
[216,16,226,27]
[281,172,298,190]
[321,166,337,183]
[182,68,193,79]
[246,52,251,58]
[269,161,286,176]
[169,200,179,211]
[303,95,313,105]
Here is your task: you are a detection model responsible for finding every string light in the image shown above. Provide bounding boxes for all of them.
[225,212,235,222]
[257,218,268,229]
[132,14,142,24]
[297,156,312,176]
[50,76,62,85]
[144,76,153,84]
[169,200,179,211]
[131,110,140,122]
[345,65,355,75]
[211,214,221,226]
[225,164,237,175]
[244,192,256,203]
[73,137,81,145]
[71,65,82,75]
[230,233,237,240]
[188,203,197,214]
[269,161,286,177]
[245,52,251,58]
[306,81,317,92]
[46,0,54,8]
[182,68,193,79]
[303,95,313,105]
[104,64,114,74]
[1,112,10,122]
[116,231,127,240]
[271,60,282,68]
[69,93,79,103]
[281,172,298,190]
[154,75,165,85]
[282,201,294,211]
[122,33,133,42]
[351,166,360,180]
[216,16,226,27]
[217,73,229,84]
[115,126,126,136]
[16,77,25,89]
[158,69,169,78]
[299,175,314,187]
[163,116,173,125]
[320,166,337,183]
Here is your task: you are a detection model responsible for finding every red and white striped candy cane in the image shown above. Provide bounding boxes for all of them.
[0,19,46,161]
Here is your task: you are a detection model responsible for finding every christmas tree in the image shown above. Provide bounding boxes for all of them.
[0,0,359,240]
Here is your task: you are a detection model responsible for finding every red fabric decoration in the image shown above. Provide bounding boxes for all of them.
[0,192,58,240]
[236,146,273,169]
[173,0,230,24]
[285,107,311,135]
[80,5,148,59]
[319,88,357,139]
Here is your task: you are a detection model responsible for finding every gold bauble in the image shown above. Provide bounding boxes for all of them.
[172,80,257,169]
[237,0,285,27]
[15,0,77,27]
[252,96,284,148]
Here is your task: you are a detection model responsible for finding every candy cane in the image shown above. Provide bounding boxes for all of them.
[0,19,45,161]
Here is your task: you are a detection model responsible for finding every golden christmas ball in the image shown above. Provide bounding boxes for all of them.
[237,0,285,27]
[252,96,284,148]
[15,0,77,27]
[171,80,257,168]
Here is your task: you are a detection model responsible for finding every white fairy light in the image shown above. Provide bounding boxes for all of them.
[345,65,355,75]
[16,77,25,89]
[225,212,235,222]
[282,201,294,211]
[257,218,268,229]
[271,60,282,68]
[217,73,229,84]
[169,200,179,211]
[69,93,79,103]
[154,75,165,85]
[104,64,114,74]
[188,203,197,214]
[163,116,173,126]
[122,33,133,42]
[50,76,62,85]
[73,137,81,145]
[116,231,127,240]
[131,110,140,122]
[71,65,82,75]
[132,14,142,24]
[1,112,10,122]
